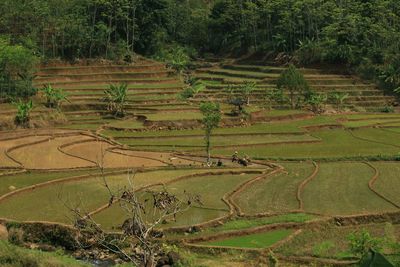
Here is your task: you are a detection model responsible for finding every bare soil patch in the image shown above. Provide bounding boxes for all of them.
[62,140,169,168]
[111,148,201,166]
[9,135,95,169]
[0,224,8,240]
[0,136,51,168]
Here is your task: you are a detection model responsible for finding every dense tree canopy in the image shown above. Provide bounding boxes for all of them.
[1,0,400,91]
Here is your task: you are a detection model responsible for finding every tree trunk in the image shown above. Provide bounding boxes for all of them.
[205,129,211,164]
[89,4,97,58]
[131,4,136,53]
[106,16,112,58]
[290,90,295,109]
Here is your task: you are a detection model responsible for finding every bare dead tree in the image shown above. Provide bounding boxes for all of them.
[62,150,201,267]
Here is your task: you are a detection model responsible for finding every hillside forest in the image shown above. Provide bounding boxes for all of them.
[1,0,400,97]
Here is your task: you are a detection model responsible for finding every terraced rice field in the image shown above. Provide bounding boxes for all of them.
[201,229,294,249]
[213,129,400,160]
[0,168,247,224]
[1,59,400,265]
[234,162,315,214]
[193,63,396,108]
[371,162,400,206]
[302,162,398,215]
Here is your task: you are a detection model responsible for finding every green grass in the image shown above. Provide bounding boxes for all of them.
[341,114,400,120]
[262,109,307,116]
[383,128,400,134]
[201,229,293,249]
[127,94,177,101]
[94,204,227,230]
[276,222,400,259]
[145,111,203,121]
[234,162,315,214]
[118,134,318,148]
[0,240,89,267]
[207,213,315,233]
[213,129,400,159]
[372,162,400,206]
[0,169,222,224]
[0,169,99,197]
[350,128,400,147]
[106,119,144,129]
[342,118,400,128]
[101,115,344,139]
[302,162,397,215]
[93,172,259,229]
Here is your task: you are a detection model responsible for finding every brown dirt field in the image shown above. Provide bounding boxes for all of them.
[62,140,169,168]
[0,129,83,141]
[0,136,51,168]
[0,224,8,240]
[8,135,96,169]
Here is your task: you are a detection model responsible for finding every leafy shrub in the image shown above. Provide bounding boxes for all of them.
[13,99,33,127]
[7,228,24,246]
[0,38,38,99]
[296,38,323,65]
[277,64,310,109]
[265,88,289,109]
[357,58,378,80]
[348,229,384,257]
[104,83,128,117]
[155,45,191,74]
[379,106,395,113]
[107,40,135,62]
[179,80,205,100]
[306,92,327,114]
[378,58,400,93]
[41,85,69,109]
[329,92,349,110]
[239,81,256,105]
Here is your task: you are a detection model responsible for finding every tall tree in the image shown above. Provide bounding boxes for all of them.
[276,64,310,109]
[200,102,221,165]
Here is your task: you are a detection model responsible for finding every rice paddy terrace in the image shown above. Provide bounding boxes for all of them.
[0,58,400,266]
[193,60,397,108]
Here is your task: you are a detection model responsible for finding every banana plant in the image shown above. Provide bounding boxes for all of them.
[330,92,349,110]
[104,83,128,117]
[13,99,33,127]
[239,81,256,105]
[41,84,69,109]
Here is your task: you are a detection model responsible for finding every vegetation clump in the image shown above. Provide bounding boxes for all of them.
[0,38,37,99]
[104,83,128,117]
[179,80,205,100]
[41,85,69,109]
[277,64,310,109]
[13,99,33,127]
[200,102,221,164]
